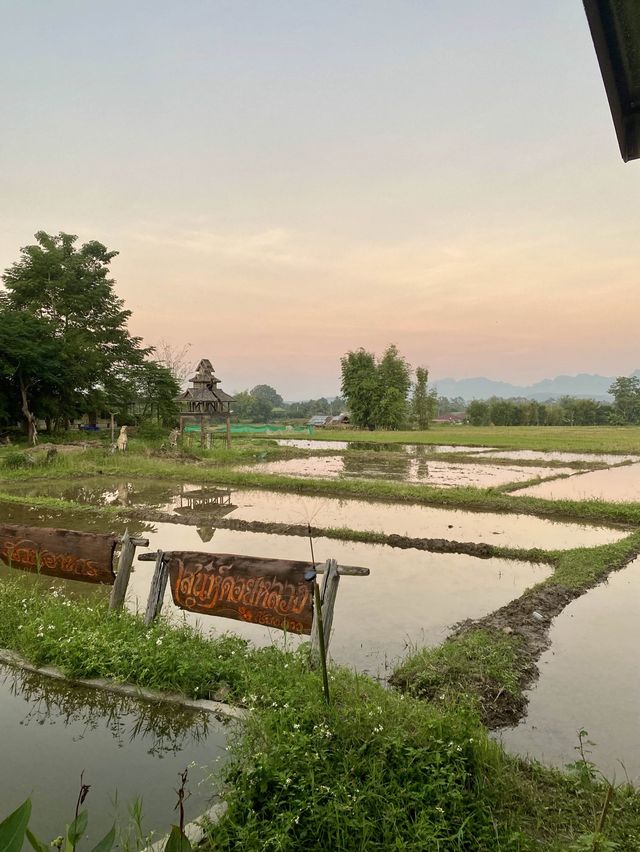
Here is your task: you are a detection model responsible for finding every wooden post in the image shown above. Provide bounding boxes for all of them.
[109,530,150,610]
[110,413,115,444]
[200,417,206,448]
[225,414,231,449]
[144,551,169,625]
[310,558,340,660]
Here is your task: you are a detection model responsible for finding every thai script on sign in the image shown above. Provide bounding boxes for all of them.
[0,524,117,585]
[167,552,315,635]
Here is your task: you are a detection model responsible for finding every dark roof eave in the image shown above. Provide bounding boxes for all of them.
[583,0,640,161]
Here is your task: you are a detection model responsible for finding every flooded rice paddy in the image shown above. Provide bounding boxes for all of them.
[1,478,627,550]
[275,439,495,454]
[515,463,640,502]
[499,557,640,784]
[478,450,640,465]
[2,435,639,790]
[244,455,575,487]
[0,664,227,845]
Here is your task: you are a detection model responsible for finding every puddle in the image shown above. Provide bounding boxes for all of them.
[0,479,627,550]
[121,525,551,677]
[480,450,639,465]
[514,463,640,502]
[0,664,227,846]
[243,456,575,487]
[499,557,640,783]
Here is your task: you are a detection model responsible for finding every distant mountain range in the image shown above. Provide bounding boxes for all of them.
[433,371,640,402]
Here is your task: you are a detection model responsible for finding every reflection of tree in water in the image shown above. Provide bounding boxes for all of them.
[340,450,412,483]
[3,667,214,757]
[411,445,431,482]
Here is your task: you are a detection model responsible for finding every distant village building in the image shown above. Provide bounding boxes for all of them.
[176,358,235,446]
[307,415,332,428]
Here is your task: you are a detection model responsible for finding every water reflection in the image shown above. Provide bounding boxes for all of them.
[3,665,214,757]
[0,663,228,845]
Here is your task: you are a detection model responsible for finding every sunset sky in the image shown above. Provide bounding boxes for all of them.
[1,1,639,399]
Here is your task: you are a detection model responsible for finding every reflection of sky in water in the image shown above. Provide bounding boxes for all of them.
[499,557,640,784]
[480,450,640,464]
[243,455,576,487]
[515,463,640,502]
[0,665,228,846]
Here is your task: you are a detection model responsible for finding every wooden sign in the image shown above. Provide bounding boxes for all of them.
[167,552,315,634]
[0,523,117,585]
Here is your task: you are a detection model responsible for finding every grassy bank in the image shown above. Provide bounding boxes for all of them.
[0,576,638,851]
[293,425,640,453]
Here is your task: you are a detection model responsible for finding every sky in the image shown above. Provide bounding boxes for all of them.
[1,1,639,399]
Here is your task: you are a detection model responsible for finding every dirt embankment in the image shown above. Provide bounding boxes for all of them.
[124,507,496,559]
[451,585,585,728]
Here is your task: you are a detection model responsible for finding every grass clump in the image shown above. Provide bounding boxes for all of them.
[390,629,528,726]
[0,576,249,697]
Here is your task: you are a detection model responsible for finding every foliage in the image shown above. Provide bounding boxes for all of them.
[250,384,284,408]
[412,366,438,429]
[340,345,411,430]
[608,375,640,424]
[125,361,181,426]
[1,231,150,432]
[340,348,378,429]
[232,390,273,422]
[464,396,613,427]
[0,796,191,851]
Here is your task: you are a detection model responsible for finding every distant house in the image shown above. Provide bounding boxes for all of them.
[307,415,332,427]
[329,413,350,425]
[432,412,466,424]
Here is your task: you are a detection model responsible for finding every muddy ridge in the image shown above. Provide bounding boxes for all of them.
[452,583,615,729]
[124,507,497,559]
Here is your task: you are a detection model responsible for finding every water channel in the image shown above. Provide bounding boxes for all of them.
[0,664,228,846]
[499,557,640,784]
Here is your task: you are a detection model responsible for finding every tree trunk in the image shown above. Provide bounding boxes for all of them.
[18,376,35,444]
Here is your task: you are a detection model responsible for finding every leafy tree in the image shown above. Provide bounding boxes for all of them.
[232,391,273,422]
[375,345,411,429]
[2,231,148,424]
[127,361,180,425]
[340,349,379,429]
[412,367,437,430]
[466,400,490,426]
[341,345,413,430]
[0,307,66,440]
[609,376,640,424]
[251,384,284,407]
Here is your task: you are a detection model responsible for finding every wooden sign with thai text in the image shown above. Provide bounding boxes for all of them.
[0,523,117,585]
[167,551,315,634]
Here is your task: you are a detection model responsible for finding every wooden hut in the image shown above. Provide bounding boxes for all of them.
[176,358,234,447]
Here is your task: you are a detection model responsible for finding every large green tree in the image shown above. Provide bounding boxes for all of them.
[2,231,149,428]
[340,349,379,429]
[609,376,640,424]
[412,366,438,430]
[0,307,66,441]
[341,345,412,430]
